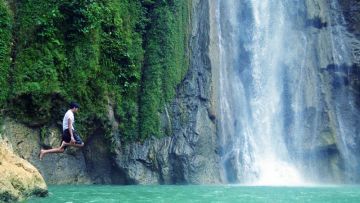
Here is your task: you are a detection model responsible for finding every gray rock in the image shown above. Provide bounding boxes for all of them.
[113,0,221,184]
[2,119,92,184]
[297,0,360,182]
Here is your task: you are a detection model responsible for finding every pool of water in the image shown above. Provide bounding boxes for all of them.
[28,185,360,203]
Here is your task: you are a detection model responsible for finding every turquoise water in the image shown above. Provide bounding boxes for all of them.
[27,185,360,203]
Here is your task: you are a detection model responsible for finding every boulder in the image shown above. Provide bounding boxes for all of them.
[0,141,48,202]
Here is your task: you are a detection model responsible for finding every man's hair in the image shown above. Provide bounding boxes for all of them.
[69,102,80,109]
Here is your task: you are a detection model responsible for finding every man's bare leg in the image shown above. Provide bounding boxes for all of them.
[39,147,65,160]
[60,141,70,148]
[61,140,84,148]
[39,142,84,160]
[67,142,84,148]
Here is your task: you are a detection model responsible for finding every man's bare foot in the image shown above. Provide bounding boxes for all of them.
[39,149,45,160]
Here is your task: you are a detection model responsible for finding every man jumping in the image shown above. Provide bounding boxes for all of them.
[39,102,84,160]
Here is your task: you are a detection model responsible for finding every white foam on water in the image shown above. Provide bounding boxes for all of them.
[253,158,305,186]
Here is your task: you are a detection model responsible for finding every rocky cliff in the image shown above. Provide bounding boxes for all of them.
[112,0,360,185]
[2,0,359,185]
[112,0,221,184]
[2,0,221,185]
[294,0,360,182]
[0,140,47,202]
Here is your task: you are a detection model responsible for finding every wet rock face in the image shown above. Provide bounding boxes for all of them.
[339,0,360,37]
[113,0,221,184]
[300,0,360,182]
[327,1,360,182]
[339,0,360,98]
[83,131,122,184]
[339,0,360,68]
[0,141,48,202]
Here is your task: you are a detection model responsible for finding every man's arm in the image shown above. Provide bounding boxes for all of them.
[68,118,76,144]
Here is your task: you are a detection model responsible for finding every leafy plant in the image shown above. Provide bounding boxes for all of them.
[0,0,12,110]
[2,0,190,143]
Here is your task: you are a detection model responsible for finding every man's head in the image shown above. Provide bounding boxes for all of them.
[69,102,80,112]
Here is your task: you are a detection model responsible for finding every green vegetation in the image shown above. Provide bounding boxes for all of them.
[0,0,12,110]
[0,0,190,141]
[139,0,190,139]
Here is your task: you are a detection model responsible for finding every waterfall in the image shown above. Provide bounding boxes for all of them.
[215,0,359,185]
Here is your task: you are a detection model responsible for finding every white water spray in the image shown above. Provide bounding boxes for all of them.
[215,0,359,185]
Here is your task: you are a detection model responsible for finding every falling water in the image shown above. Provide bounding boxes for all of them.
[216,0,359,185]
